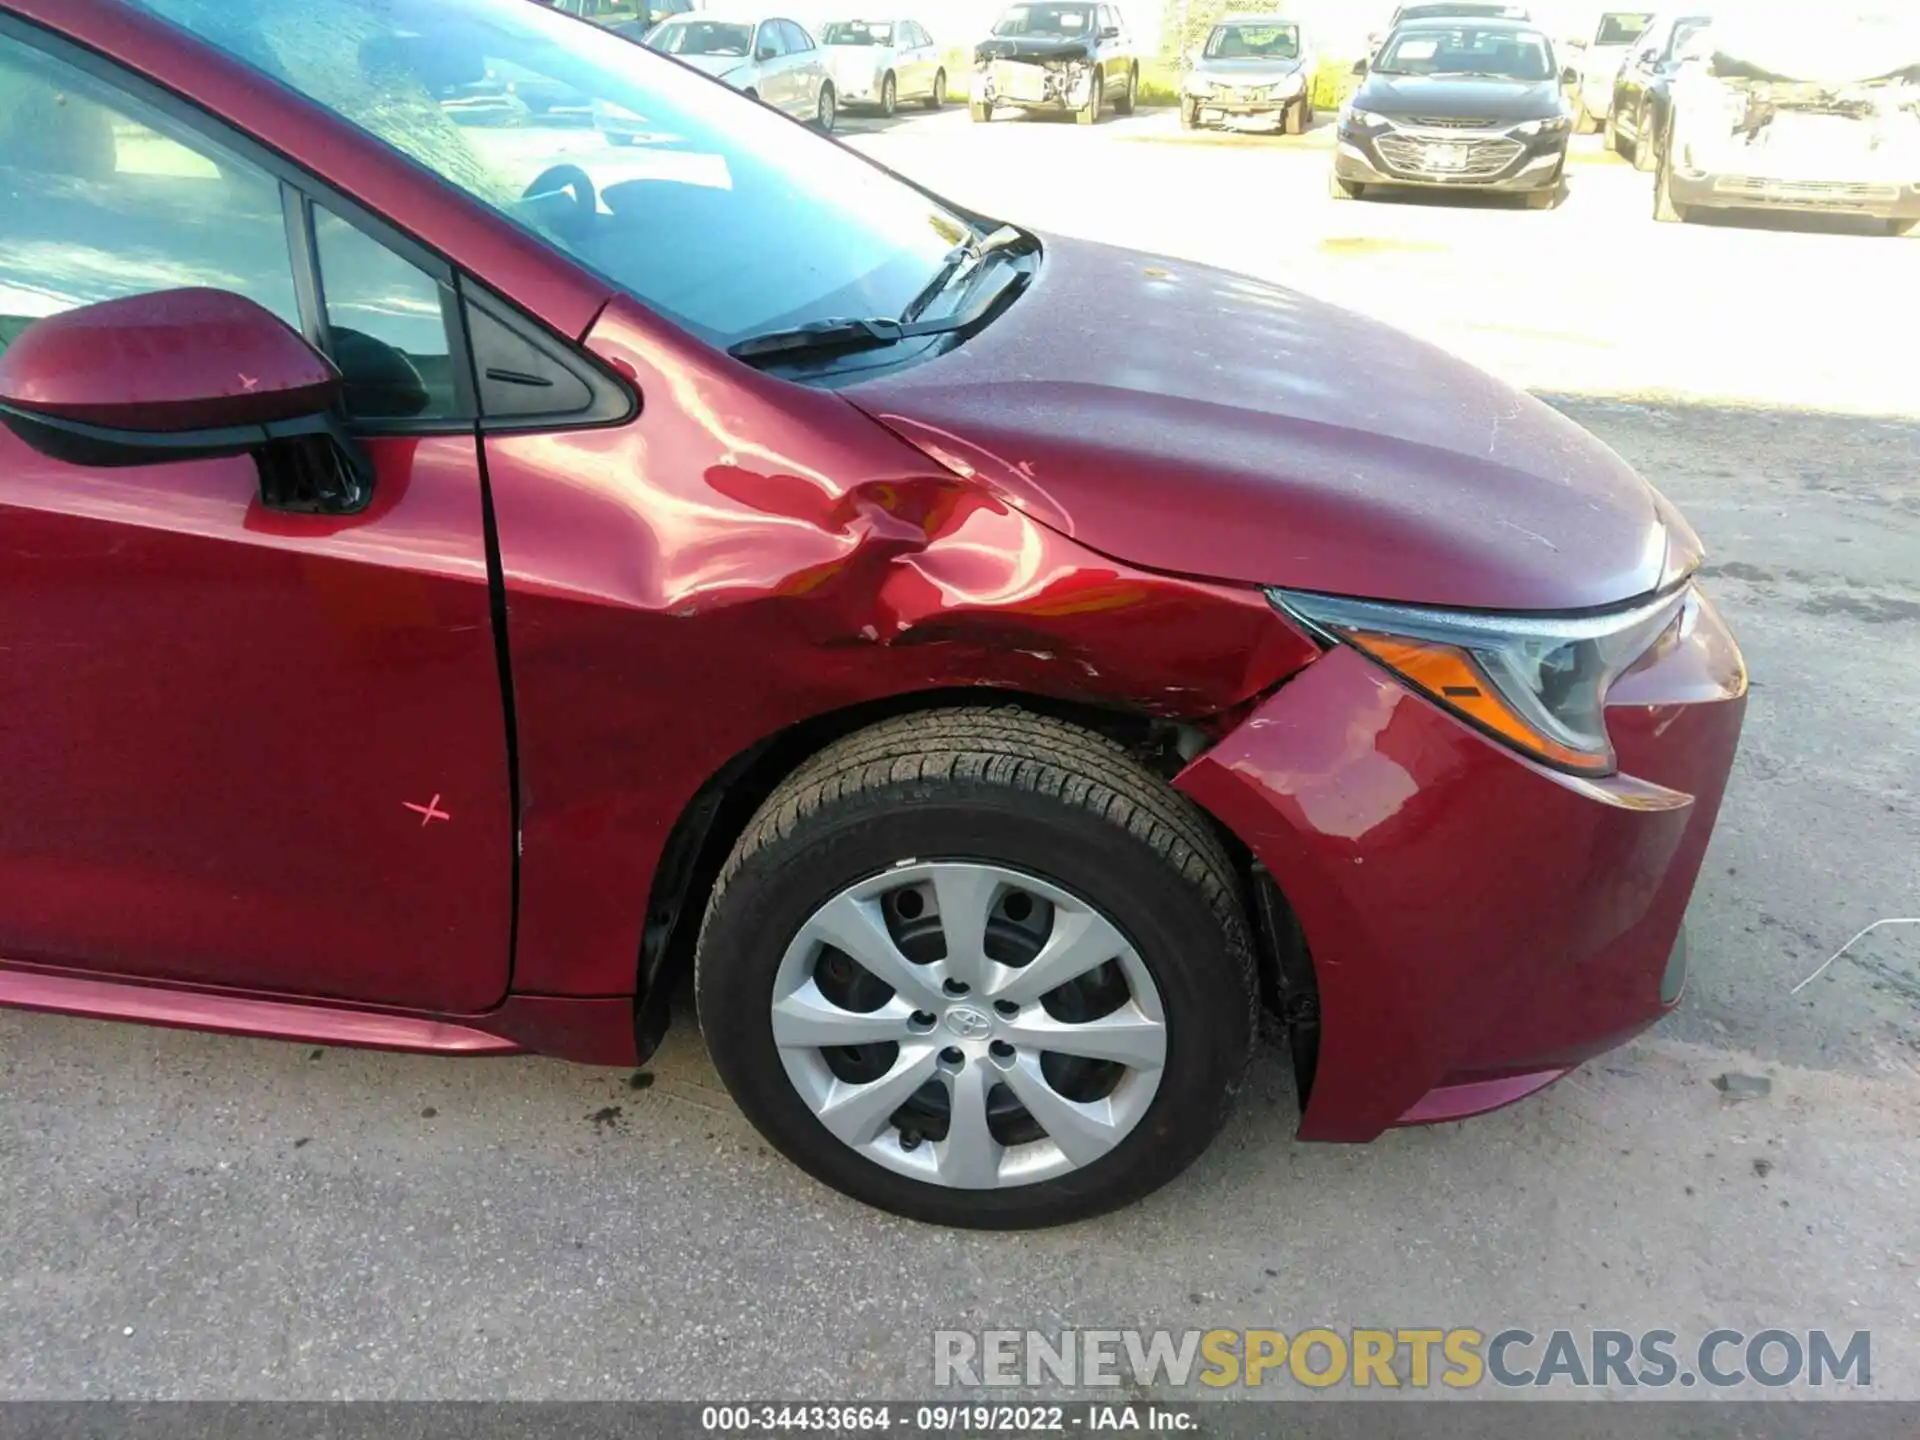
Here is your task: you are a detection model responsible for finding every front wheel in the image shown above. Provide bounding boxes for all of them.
[1115,65,1137,116]
[816,83,836,133]
[879,72,897,118]
[1179,97,1199,129]
[1077,68,1103,125]
[1631,105,1659,172]
[1284,95,1304,135]
[926,69,947,110]
[970,99,992,123]
[1572,98,1600,134]
[695,709,1258,1229]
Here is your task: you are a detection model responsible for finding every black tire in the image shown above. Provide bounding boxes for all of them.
[1284,96,1304,135]
[695,708,1258,1229]
[970,100,992,123]
[1179,97,1199,129]
[1077,68,1103,125]
[926,69,946,110]
[816,83,836,133]
[1603,108,1619,153]
[1115,65,1137,116]
[1653,131,1689,223]
[1631,105,1659,172]
[880,72,897,118]
[1329,169,1362,200]
[1572,99,1599,135]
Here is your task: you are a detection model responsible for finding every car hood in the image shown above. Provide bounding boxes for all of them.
[843,237,1690,612]
[1192,57,1308,83]
[1355,74,1563,120]
[675,54,748,80]
[977,36,1093,65]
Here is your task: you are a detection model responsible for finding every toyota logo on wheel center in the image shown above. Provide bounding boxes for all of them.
[943,1007,993,1041]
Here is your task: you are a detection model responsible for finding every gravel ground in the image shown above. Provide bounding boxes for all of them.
[2,111,1916,1402]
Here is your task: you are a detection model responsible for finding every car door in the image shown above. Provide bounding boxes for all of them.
[749,19,789,110]
[1615,22,1662,131]
[902,21,935,99]
[0,26,514,1012]
[779,20,824,119]
[1101,6,1130,97]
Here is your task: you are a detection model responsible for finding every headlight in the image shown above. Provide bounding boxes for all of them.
[1184,77,1216,96]
[1512,115,1571,137]
[1268,586,1689,775]
[1341,106,1390,129]
[1279,72,1306,96]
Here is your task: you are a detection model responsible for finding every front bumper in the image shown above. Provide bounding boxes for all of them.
[973,63,1093,113]
[1176,586,1746,1141]
[1186,88,1303,126]
[1669,168,1920,222]
[1335,126,1567,192]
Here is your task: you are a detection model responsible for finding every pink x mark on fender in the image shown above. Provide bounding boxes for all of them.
[403,794,450,826]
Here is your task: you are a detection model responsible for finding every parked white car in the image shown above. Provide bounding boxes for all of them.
[1565,9,1656,132]
[820,18,948,115]
[630,12,838,130]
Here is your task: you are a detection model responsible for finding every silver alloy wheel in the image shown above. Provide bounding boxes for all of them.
[770,861,1168,1189]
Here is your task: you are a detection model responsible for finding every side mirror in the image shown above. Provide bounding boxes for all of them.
[757,43,777,60]
[1560,64,1579,85]
[1351,56,1368,76]
[1099,25,1120,39]
[0,289,372,514]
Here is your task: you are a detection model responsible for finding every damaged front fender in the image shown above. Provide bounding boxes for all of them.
[482,295,1321,997]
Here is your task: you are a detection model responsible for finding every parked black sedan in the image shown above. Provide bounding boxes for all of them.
[1606,12,1712,172]
[1332,17,1576,208]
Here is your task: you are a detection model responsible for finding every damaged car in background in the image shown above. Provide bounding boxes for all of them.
[1655,7,1920,233]
[972,0,1139,124]
[1180,14,1317,133]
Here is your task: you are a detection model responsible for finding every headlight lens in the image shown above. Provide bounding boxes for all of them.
[1280,72,1306,96]
[1342,106,1390,129]
[1512,115,1571,137]
[1268,586,1690,775]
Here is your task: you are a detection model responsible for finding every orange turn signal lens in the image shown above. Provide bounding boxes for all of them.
[1345,630,1615,774]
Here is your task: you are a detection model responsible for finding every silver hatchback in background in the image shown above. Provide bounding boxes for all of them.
[621,10,838,130]
[820,17,948,116]
[1179,14,1318,133]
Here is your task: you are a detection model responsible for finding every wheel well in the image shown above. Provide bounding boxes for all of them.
[631,690,1258,1061]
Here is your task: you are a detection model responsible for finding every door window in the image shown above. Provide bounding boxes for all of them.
[311,206,462,420]
[0,35,298,355]
[780,21,815,54]
[755,22,787,58]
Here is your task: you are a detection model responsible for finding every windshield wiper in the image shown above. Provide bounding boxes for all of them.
[902,223,1035,324]
[727,252,1033,368]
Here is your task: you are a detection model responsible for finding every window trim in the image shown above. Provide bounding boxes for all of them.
[0,10,635,437]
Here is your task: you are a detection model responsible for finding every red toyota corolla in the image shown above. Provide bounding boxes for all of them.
[0,0,1743,1227]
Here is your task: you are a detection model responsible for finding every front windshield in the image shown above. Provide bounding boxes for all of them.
[135,0,972,347]
[1376,25,1554,79]
[993,4,1096,39]
[823,21,895,46]
[648,20,754,57]
[1204,24,1301,60]
[1595,12,1654,45]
